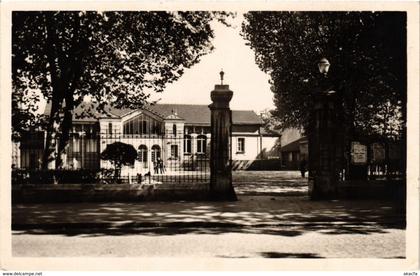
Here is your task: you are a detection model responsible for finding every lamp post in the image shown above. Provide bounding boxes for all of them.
[317,58,336,95]
[308,58,342,200]
[318,58,331,76]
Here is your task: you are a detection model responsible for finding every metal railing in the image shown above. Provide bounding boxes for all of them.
[12,131,211,185]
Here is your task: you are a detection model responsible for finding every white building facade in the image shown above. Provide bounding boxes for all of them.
[15,103,281,174]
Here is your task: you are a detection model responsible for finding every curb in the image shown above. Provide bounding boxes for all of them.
[12,219,406,231]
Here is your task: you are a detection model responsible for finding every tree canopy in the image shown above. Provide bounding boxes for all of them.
[241,12,406,140]
[12,11,231,168]
[101,142,138,167]
[100,142,138,179]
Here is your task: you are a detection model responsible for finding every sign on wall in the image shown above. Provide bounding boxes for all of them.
[351,142,367,164]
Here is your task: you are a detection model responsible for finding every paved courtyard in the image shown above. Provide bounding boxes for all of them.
[12,171,405,258]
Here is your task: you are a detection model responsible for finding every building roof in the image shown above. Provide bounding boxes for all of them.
[44,103,264,126]
[260,128,282,137]
[280,137,307,153]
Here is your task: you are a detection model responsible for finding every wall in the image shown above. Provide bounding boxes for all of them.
[299,139,309,160]
[231,135,259,160]
[12,182,211,203]
[164,120,185,138]
[99,118,122,134]
[260,136,281,159]
[230,134,281,170]
[231,134,280,161]
[282,151,300,169]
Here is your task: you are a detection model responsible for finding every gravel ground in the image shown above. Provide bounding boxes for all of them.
[11,171,405,258]
[12,228,404,258]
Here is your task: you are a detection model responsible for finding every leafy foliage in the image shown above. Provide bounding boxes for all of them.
[259,108,282,132]
[12,11,232,167]
[242,12,406,140]
[100,142,138,178]
[12,88,46,141]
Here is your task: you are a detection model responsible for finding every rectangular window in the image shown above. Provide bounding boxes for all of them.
[171,145,178,158]
[86,139,97,153]
[73,138,80,153]
[197,136,207,154]
[173,124,177,137]
[184,137,192,154]
[237,138,245,153]
[141,121,148,134]
[151,121,156,134]
[108,122,113,135]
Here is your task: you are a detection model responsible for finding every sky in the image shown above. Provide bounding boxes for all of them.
[149,14,275,114]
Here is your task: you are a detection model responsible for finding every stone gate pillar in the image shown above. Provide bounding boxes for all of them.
[308,92,343,199]
[208,78,237,201]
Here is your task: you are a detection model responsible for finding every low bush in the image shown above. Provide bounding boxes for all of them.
[12,169,99,184]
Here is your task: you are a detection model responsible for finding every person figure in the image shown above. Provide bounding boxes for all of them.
[299,159,307,178]
[153,159,159,174]
[137,173,142,184]
[156,157,161,174]
[158,157,165,174]
[72,157,79,170]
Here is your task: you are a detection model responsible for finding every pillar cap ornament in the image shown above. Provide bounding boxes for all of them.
[209,70,233,109]
[210,85,233,109]
[220,69,225,85]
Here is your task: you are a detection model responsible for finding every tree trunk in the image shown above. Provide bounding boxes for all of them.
[41,97,62,170]
[41,13,64,170]
[115,164,122,183]
[56,106,73,169]
[56,85,77,169]
[42,12,85,170]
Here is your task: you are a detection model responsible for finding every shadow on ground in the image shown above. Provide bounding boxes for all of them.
[216,252,324,258]
[13,196,405,238]
[233,171,308,196]
[12,172,405,238]
[259,252,324,258]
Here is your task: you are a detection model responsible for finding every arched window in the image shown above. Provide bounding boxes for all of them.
[138,145,148,163]
[184,135,192,154]
[151,145,161,163]
[123,114,160,135]
[197,135,207,154]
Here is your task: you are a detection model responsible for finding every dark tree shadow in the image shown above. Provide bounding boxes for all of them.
[12,195,405,238]
[12,172,405,238]
[259,252,323,258]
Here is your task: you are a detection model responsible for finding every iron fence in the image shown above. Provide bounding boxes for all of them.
[12,131,211,185]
